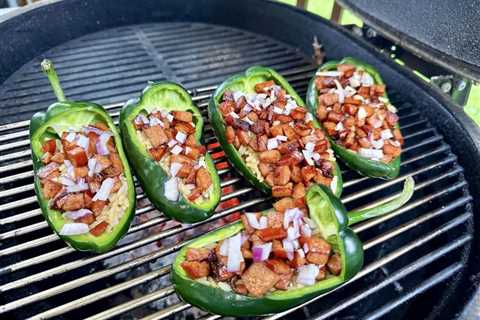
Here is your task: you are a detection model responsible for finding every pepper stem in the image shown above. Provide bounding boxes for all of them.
[348,176,415,226]
[41,59,66,102]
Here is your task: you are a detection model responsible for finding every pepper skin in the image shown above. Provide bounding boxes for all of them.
[30,60,136,253]
[120,82,221,223]
[208,65,343,197]
[306,57,401,179]
[172,177,414,316]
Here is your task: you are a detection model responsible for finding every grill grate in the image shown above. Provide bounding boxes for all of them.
[0,22,473,320]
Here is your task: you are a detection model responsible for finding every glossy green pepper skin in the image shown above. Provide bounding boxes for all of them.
[120,82,221,223]
[208,66,343,197]
[30,61,136,253]
[171,177,414,316]
[306,57,401,179]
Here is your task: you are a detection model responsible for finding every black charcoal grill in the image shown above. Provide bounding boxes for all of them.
[0,0,480,319]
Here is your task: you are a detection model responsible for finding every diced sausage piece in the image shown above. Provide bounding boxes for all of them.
[66,147,88,167]
[176,163,193,178]
[393,128,404,145]
[266,211,284,228]
[265,173,275,187]
[149,146,167,161]
[51,152,65,164]
[313,174,332,187]
[181,261,210,279]
[84,192,93,208]
[225,126,235,144]
[358,137,371,148]
[275,271,294,290]
[301,166,317,182]
[104,153,123,177]
[257,163,271,177]
[371,84,386,95]
[257,135,268,152]
[290,108,306,120]
[185,134,197,147]
[42,139,57,153]
[186,247,211,262]
[90,221,108,236]
[272,183,293,198]
[259,150,281,163]
[196,167,212,191]
[383,141,401,157]
[316,105,328,121]
[241,214,255,234]
[327,253,342,275]
[171,154,194,165]
[323,121,336,136]
[94,155,112,170]
[42,152,52,164]
[269,125,283,137]
[272,240,288,259]
[291,166,302,183]
[232,278,249,295]
[236,129,250,145]
[90,200,107,216]
[282,125,297,140]
[290,250,306,268]
[254,80,275,93]
[42,180,62,199]
[319,93,338,106]
[87,132,99,155]
[316,266,327,280]
[172,111,193,123]
[327,111,343,123]
[92,122,109,131]
[273,197,295,213]
[307,236,332,255]
[185,146,200,160]
[76,213,95,225]
[273,165,291,186]
[61,133,77,152]
[241,262,280,297]
[266,259,292,274]
[57,193,85,211]
[256,227,288,241]
[144,125,168,147]
[292,183,306,199]
[75,166,88,178]
[219,100,236,115]
[306,252,329,265]
[111,177,121,193]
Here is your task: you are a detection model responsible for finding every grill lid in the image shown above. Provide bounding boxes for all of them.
[338,0,480,81]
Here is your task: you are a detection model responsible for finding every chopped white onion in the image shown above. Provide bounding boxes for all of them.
[361,72,374,86]
[233,92,245,102]
[59,223,89,236]
[175,132,187,144]
[315,71,342,77]
[296,248,305,258]
[330,175,338,193]
[335,122,344,131]
[63,209,92,220]
[59,176,76,186]
[92,178,115,201]
[267,138,278,150]
[287,225,300,240]
[96,132,112,156]
[359,148,384,160]
[76,134,89,150]
[245,212,267,229]
[284,100,297,115]
[87,158,97,177]
[229,111,239,119]
[243,105,253,113]
[226,233,243,272]
[305,142,315,152]
[301,223,312,237]
[273,107,283,114]
[371,139,384,149]
[304,113,314,122]
[357,107,367,120]
[243,117,254,125]
[344,85,357,97]
[302,149,314,166]
[64,160,75,179]
[334,80,345,104]
[167,139,177,148]
[170,162,182,177]
[282,239,295,260]
[150,117,163,127]
[171,145,183,155]
[164,177,179,201]
[303,243,310,254]
[312,152,321,161]
[166,113,174,122]
[297,264,320,285]
[83,126,105,135]
[284,208,303,229]
[276,135,288,142]
[386,103,398,113]
[252,242,272,262]
[65,132,76,143]
[348,76,361,88]
[219,239,229,256]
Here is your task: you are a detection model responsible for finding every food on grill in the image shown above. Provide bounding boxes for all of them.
[120,82,221,223]
[30,60,136,252]
[172,176,414,316]
[208,66,343,198]
[307,57,403,179]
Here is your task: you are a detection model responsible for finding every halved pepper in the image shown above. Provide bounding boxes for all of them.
[208,66,343,197]
[30,60,136,253]
[172,177,414,316]
[120,82,221,223]
[306,57,401,179]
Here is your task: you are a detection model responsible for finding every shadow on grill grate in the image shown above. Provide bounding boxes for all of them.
[0,22,473,320]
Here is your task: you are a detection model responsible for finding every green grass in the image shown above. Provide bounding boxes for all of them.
[276,0,480,126]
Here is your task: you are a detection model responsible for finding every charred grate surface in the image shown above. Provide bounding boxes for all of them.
[0,23,473,320]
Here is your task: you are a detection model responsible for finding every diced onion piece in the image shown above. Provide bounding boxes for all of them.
[219,239,229,256]
[357,107,367,120]
[175,131,187,144]
[150,117,163,127]
[381,129,393,140]
[59,223,89,236]
[276,135,288,142]
[63,209,93,220]
[87,158,97,177]
[330,175,338,194]
[229,112,239,119]
[92,178,115,201]
[335,122,344,131]
[301,223,312,237]
[334,80,345,104]
[233,92,245,102]
[96,132,112,156]
[349,76,361,88]
[164,178,179,201]
[296,248,305,258]
[267,138,278,150]
[297,264,320,285]
[315,71,342,77]
[243,105,253,113]
[64,160,75,178]
[171,145,183,155]
[65,132,76,143]
[227,233,243,272]
[302,150,314,166]
[273,107,283,114]
[252,242,272,262]
[38,162,59,178]
[370,139,384,149]
[386,103,398,113]
[170,162,183,177]
[283,208,303,229]
[167,139,177,148]
[312,152,321,161]
[303,243,310,254]
[282,239,295,260]
[245,212,267,229]
[304,113,314,122]
[76,134,89,150]
[305,142,315,152]
[83,126,105,135]
[59,176,75,186]
[359,148,384,160]
[66,178,89,193]
[344,85,357,97]
[361,72,374,86]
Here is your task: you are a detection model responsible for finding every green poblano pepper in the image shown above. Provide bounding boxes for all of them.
[120,82,221,223]
[30,60,136,253]
[171,176,414,316]
[208,66,343,197]
[306,57,401,179]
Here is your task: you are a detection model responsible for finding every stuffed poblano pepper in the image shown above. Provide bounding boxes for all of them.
[208,66,343,202]
[172,176,414,316]
[120,82,221,223]
[306,57,403,179]
[30,60,136,253]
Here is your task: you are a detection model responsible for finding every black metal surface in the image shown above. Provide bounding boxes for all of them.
[338,0,480,81]
[0,0,479,319]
